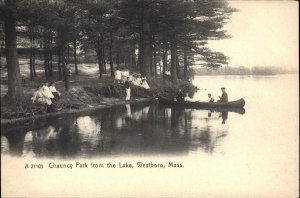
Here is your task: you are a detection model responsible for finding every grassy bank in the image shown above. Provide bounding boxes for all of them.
[1,77,197,121]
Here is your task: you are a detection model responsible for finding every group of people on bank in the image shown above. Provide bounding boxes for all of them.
[175,87,228,103]
[31,81,61,109]
[114,69,151,101]
[115,69,150,88]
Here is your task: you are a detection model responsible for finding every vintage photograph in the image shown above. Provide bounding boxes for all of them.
[1,0,298,197]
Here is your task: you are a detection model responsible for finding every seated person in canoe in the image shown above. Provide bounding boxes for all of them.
[208,93,215,103]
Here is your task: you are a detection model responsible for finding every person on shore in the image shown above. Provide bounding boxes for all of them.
[176,89,184,102]
[124,77,131,101]
[49,82,61,100]
[136,74,142,86]
[42,82,55,100]
[31,86,52,106]
[132,75,141,86]
[218,87,228,102]
[121,70,129,83]
[208,93,214,103]
[114,68,122,83]
[184,93,192,102]
[141,78,150,90]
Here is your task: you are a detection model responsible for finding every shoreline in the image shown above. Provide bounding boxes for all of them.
[1,97,153,125]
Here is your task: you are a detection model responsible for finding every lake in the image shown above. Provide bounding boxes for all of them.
[1,74,298,197]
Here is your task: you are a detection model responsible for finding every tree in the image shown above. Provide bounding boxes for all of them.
[0,0,23,104]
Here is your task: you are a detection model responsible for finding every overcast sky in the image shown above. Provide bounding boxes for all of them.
[208,1,299,69]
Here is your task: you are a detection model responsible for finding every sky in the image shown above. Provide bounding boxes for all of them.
[208,0,299,69]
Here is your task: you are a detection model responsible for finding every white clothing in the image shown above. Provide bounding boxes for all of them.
[42,85,54,99]
[49,85,61,95]
[141,81,150,89]
[31,90,52,105]
[132,78,141,86]
[125,88,131,100]
[208,97,215,102]
[115,70,122,80]
[121,70,130,77]
[136,77,142,86]
[184,96,192,102]
[126,104,132,117]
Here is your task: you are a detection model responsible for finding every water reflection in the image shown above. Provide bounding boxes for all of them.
[1,102,245,158]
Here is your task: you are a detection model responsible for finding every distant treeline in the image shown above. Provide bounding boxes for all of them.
[194,66,298,75]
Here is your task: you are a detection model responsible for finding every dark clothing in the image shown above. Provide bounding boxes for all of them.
[176,91,184,102]
[52,92,60,101]
[219,92,228,102]
[124,81,131,89]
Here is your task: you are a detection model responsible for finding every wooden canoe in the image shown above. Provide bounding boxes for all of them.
[158,97,246,109]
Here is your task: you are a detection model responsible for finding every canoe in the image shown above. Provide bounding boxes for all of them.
[158,97,246,109]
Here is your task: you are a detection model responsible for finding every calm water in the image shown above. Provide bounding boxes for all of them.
[1,74,299,197]
[1,75,298,159]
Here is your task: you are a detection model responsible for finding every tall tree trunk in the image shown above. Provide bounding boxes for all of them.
[170,37,177,82]
[149,32,153,77]
[183,46,188,80]
[176,54,180,79]
[29,46,33,80]
[116,49,120,70]
[73,40,78,75]
[32,49,36,77]
[103,46,106,74]
[138,3,144,75]
[49,34,53,76]
[58,48,62,80]
[153,34,157,77]
[109,21,114,78]
[4,2,23,103]
[162,40,167,82]
[130,47,136,69]
[67,44,70,65]
[43,36,48,79]
[141,4,151,78]
[49,50,53,76]
[29,32,33,80]
[97,48,102,79]
[61,46,69,91]
[0,28,5,68]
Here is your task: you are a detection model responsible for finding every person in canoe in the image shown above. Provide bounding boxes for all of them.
[218,87,228,102]
[176,89,184,102]
[208,93,214,103]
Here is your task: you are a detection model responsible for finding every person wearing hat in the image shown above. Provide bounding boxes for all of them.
[218,87,228,102]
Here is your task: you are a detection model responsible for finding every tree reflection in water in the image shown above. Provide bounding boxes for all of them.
[1,102,242,158]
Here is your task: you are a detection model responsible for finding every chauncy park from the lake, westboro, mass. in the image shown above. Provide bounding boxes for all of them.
[0,0,299,198]
[26,161,183,169]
